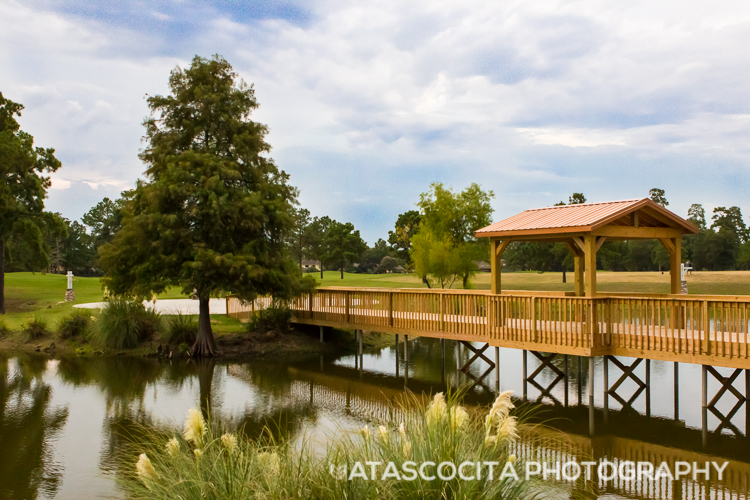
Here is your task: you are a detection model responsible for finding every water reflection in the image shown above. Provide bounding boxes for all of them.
[0,354,68,500]
[1,337,749,499]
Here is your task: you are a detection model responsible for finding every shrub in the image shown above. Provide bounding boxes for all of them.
[57,308,93,340]
[163,313,198,345]
[248,303,292,334]
[89,299,161,349]
[21,316,51,341]
[122,392,556,500]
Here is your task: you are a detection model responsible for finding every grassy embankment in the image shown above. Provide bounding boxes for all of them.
[0,272,390,356]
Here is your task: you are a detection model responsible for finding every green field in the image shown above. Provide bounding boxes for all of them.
[317,269,750,295]
[0,272,190,331]
[3,269,750,333]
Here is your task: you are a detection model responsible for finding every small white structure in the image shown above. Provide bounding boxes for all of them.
[65,271,75,301]
[680,263,691,294]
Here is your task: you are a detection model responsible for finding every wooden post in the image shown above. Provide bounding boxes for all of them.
[388,292,394,327]
[674,362,679,421]
[702,300,710,355]
[702,364,708,448]
[309,292,314,318]
[574,254,584,297]
[588,357,595,437]
[670,237,682,295]
[320,326,324,343]
[439,293,445,332]
[646,359,651,417]
[522,350,528,401]
[490,240,509,294]
[584,235,597,297]
[345,291,350,323]
[495,346,500,393]
[531,297,538,342]
[564,354,569,407]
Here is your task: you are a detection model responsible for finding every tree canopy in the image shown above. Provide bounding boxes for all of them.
[411,183,494,288]
[0,93,62,314]
[99,55,313,356]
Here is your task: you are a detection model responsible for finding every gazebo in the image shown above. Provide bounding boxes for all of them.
[475,199,699,296]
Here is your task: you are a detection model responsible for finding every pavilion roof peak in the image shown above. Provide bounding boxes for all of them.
[476,198,698,239]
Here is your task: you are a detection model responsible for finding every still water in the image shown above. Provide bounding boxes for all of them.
[1,338,748,499]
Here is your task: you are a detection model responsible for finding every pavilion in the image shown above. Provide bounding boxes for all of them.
[475,199,699,296]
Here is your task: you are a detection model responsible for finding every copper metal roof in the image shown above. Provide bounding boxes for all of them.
[475,198,698,238]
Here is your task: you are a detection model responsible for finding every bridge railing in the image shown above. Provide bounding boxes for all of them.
[227,288,750,365]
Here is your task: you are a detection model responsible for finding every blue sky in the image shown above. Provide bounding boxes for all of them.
[2,0,750,243]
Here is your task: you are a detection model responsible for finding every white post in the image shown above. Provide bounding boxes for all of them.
[65,271,75,301]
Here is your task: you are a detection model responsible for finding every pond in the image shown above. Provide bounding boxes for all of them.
[1,338,748,499]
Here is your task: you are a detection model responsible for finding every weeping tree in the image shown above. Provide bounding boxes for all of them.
[99,55,313,357]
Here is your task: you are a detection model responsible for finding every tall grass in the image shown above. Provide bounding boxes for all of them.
[57,308,93,339]
[89,299,161,349]
[21,315,51,342]
[162,313,198,345]
[248,303,292,333]
[122,392,561,499]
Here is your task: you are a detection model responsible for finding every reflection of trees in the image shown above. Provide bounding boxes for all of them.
[0,354,68,500]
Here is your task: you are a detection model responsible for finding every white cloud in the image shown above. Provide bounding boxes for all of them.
[3,0,750,241]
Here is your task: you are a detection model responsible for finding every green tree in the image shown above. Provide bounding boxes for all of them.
[568,193,586,205]
[288,208,311,271]
[649,188,669,206]
[99,55,313,356]
[388,210,421,265]
[711,206,748,244]
[82,195,127,249]
[60,219,96,274]
[358,238,394,273]
[687,203,706,229]
[322,221,367,279]
[0,93,62,314]
[305,216,331,279]
[412,183,494,288]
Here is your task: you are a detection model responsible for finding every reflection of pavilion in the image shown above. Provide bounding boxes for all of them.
[238,360,750,500]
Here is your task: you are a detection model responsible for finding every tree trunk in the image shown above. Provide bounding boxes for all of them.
[0,238,5,315]
[341,260,344,279]
[320,261,323,280]
[562,269,566,283]
[197,359,215,419]
[190,297,218,357]
[462,274,469,289]
[422,275,431,289]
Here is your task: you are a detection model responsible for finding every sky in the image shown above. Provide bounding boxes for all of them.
[2,0,750,244]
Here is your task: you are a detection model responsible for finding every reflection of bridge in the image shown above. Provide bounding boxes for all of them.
[228,288,750,447]
[227,362,750,500]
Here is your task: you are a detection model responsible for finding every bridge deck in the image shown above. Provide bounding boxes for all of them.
[227,288,750,369]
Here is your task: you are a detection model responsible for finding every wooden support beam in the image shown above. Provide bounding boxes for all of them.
[491,239,510,294]
[584,235,597,297]
[633,211,639,228]
[670,237,681,295]
[574,254,584,297]
[596,236,607,252]
[595,226,684,239]
[571,236,585,254]
[659,238,675,255]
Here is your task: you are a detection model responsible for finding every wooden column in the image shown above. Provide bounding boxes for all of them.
[566,239,585,297]
[584,235,597,297]
[670,237,682,295]
[491,239,510,294]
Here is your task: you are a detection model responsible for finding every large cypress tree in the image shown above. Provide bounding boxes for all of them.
[99,55,311,356]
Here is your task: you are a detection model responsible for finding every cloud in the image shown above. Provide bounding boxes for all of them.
[3,0,750,242]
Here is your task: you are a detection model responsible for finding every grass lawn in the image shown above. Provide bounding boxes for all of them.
[0,272,193,331]
[315,269,750,295]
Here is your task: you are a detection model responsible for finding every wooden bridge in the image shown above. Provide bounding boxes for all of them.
[228,288,750,370]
